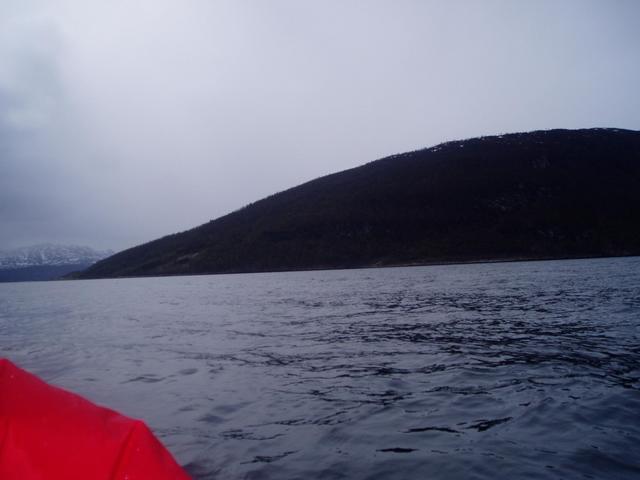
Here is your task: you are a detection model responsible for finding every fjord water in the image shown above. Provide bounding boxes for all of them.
[1,258,639,479]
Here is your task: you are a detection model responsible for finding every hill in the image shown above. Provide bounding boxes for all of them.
[0,244,113,282]
[77,128,640,279]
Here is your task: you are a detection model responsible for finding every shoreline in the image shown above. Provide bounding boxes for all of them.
[60,252,640,283]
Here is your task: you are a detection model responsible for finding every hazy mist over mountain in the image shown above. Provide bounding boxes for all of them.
[1,1,639,251]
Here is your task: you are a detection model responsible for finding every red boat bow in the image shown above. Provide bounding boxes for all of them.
[0,359,191,479]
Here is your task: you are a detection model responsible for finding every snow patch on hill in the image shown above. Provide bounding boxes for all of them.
[0,244,114,269]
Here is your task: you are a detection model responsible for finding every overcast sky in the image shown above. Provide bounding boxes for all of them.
[1,0,639,251]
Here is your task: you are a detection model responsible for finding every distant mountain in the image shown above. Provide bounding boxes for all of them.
[77,128,640,279]
[0,244,113,282]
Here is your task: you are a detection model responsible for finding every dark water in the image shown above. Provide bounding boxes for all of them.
[1,257,640,479]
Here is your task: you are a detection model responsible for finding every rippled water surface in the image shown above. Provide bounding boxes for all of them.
[1,258,640,479]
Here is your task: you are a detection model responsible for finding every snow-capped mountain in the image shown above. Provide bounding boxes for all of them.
[0,244,114,270]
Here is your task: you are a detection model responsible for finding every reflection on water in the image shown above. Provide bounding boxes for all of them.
[1,257,640,479]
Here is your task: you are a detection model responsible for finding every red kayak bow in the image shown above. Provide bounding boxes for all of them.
[0,359,191,480]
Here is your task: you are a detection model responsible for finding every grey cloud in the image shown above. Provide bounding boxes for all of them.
[1,0,639,251]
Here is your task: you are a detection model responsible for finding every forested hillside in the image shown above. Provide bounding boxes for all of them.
[77,128,640,278]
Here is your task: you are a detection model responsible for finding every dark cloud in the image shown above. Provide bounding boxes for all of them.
[1,0,639,251]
